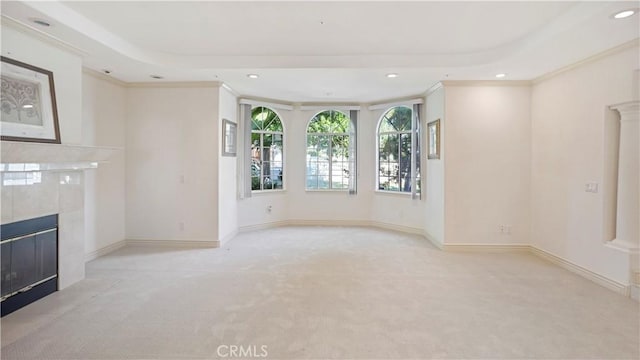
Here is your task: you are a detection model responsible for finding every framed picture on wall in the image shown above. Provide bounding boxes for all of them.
[427,119,440,160]
[0,57,61,143]
[222,119,237,156]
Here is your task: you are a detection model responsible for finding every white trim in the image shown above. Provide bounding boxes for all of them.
[529,246,629,296]
[82,68,128,87]
[239,98,294,111]
[239,220,291,233]
[219,229,239,246]
[425,82,444,96]
[126,239,219,248]
[221,83,240,97]
[441,80,531,87]
[368,98,424,111]
[85,240,126,262]
[423,230,443,250]
[238,219,424,237]
[442,243,530,252]
[127,81,222,88]
[533,39,639,85]
[1,15,88,57]
[299,105,361,111]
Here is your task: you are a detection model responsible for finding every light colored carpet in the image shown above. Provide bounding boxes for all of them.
[1,226,638,359]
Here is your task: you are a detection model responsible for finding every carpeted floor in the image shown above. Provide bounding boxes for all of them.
[1,226,638,359]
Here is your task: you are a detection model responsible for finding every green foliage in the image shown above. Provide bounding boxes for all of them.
[252,107,283,132]
[307,110,350,134]
[379,106,412,132]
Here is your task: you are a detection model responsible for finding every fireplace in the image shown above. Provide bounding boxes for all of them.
[1,214,58,316]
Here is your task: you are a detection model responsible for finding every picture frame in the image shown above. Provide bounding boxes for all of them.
[427,119,440,160]
[222,119,237,157]
[1,57,61,144]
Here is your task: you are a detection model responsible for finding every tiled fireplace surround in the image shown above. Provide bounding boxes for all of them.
[1,141,116,290]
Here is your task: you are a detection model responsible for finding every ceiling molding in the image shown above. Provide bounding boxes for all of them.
[532,38,640,85]
[221,83,240,97]
[441,80,532,87]
[126,81,222,89]
[425,82,444,96]
[368,97,425,111]
[239,98,294,111]
[1,15,88,57]
[299,105,362,112]
[82,68,128,87]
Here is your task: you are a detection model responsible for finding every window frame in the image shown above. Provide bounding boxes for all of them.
[250,106,285,193]
[305,110,354,191]
[375,105,419,195]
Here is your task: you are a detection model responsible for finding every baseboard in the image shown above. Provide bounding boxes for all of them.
[125,239,219,248]
[368,221,424,236]
[85,240,126,262]
[239,221,291,233]
[423,230,443,250]
[219,229,239,246]
[239,219,426,239]
[529,246,630,297]
[442,243,530,252]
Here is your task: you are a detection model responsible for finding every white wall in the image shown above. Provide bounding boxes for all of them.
[126,85,219,243]
[1,25,82,144]
[444,83,531,245]
[218,87,238,244]
[424,86,445,245]
[81,72,126,255]
[531,45,639,284]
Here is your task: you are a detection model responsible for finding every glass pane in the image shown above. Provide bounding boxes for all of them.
[331,135,349,162]
[380,106,412,132]
[1,242,11,297]
[306,175,317,189]
[317,176,330,190]
[399,133,412,192]
[251,176,261,191]
[308,110,350,134]
[11,236,37,293]
[36,230,57,280]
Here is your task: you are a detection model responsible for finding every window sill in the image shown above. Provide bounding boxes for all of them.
[305,189,350,193]
[251,189,287,196]
[374,190,412,197]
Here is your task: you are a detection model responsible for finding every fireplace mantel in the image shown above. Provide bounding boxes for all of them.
[1,141,119,171]
[1,140,120,291]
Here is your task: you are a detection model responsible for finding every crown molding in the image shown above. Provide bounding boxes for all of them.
[425,81,444,96]
[126,81,222,89]
[82,68,128,87]
[533,38,640,85]
[368,97,424,111]
[1,15,87,57]
[441,80,532,87]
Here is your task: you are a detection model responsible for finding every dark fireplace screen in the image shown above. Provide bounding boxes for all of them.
[1,214,58,316]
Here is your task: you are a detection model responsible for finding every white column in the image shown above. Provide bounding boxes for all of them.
[609,101,640,253]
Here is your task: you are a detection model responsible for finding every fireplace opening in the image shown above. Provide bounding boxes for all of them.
[1,214,58,316]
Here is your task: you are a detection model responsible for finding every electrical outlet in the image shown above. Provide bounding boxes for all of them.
[585,182,599,193]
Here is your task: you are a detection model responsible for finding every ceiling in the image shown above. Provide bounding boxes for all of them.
[1,1,639,103]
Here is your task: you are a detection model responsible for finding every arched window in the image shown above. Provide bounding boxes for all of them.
[377,106,420,193]
[251,107,284,191]
[306,110,354,190]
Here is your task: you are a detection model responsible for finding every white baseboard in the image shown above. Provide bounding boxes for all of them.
[529,246,629,297]
[126,239,219,248]
[442,243,530,252]
[423,230,443,250]
[219,229,239,246]
[239,219,425,238]
[85,240,126,262]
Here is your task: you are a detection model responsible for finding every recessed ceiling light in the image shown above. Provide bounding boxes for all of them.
[102,69,112,75]
[22,104,34,109]
[613,10,636,19]
[386,73,398,78]
[150,75,164,80]
[247,74,259,79]
[29,18,51,27]
[495,73,506,78]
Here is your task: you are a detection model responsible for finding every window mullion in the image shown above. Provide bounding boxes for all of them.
[328,135,333,189]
